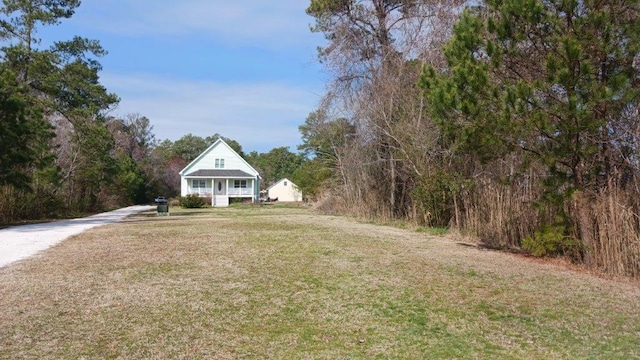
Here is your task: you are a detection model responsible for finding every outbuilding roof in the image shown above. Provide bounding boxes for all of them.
[266,178,297,191]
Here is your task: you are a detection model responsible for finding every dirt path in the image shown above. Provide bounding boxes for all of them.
[0,205,155,268]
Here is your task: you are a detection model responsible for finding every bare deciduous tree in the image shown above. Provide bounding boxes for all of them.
[306,0,463,219]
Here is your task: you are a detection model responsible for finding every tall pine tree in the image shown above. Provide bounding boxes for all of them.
[422,0,640,259]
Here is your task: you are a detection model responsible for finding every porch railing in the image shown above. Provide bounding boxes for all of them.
[186,187,253,197]
[228,188,254,196]
[187,188,212,196]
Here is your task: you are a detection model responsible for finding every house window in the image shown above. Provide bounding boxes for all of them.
[284,181,288,186]
[192,180,205,188]
[234,180,247,188]
[215,158,225,168]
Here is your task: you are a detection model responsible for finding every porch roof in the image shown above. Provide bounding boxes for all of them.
[184,169,255,178]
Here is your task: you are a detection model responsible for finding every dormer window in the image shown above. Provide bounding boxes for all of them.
[215,158,225,169]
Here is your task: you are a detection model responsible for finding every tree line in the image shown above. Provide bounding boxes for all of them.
[0,1,309,224]
[301,0,640,279]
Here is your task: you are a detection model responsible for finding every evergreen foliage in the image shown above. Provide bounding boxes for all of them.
[422,0,640,256]
[0,70,49,189]
[246,147,305,189]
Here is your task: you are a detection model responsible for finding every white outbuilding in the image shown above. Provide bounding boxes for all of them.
[266,178,303,202]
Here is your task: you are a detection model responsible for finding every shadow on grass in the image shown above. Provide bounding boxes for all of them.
[133,210,216,218]
[456,242,535,260]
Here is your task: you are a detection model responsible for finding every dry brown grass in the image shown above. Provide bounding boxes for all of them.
[588,189,640,278]
[0,206,639,359]
[459,181,542,250]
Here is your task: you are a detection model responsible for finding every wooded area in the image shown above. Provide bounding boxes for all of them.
[1,0,639,279]
[302,0,640,279]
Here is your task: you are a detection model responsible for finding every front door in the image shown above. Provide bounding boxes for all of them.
[214,179,226,195]
[213,179,229,207]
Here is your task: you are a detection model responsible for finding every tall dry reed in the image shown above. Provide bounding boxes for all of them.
[458,180,640,279]
[458,181,543,250]
[582,187,640,278]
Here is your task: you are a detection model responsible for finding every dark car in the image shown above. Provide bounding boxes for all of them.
[154,196,167,204]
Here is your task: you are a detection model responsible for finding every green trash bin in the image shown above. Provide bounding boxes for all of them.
[157,204,169,216]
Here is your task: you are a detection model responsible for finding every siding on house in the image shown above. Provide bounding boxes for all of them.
[180,142,258,178]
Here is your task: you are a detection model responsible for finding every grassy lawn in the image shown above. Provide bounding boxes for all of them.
[1,206,639,359]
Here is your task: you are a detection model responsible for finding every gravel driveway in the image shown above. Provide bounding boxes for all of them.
[0,205,155,268]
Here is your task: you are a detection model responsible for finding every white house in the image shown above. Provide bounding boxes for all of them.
[266,178,303,202]
[179,139,260,207]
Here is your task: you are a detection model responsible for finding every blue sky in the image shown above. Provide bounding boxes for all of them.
[43,1,326,153]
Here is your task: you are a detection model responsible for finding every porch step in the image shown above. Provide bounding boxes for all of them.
[213,195,229,207]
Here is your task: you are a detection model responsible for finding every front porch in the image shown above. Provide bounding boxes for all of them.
[184,187,255,197]
[184,177,258,207]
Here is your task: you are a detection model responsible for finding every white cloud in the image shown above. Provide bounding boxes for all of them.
[63,2,327,152]
[75,0,321,48]
[101,72,322,152]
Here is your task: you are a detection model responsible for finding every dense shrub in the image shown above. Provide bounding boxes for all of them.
[180,194,206,208]
[522,224,583,260]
